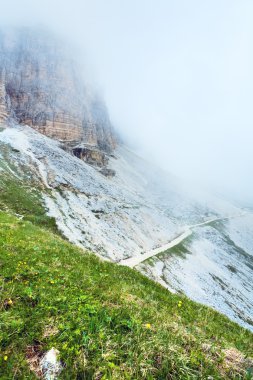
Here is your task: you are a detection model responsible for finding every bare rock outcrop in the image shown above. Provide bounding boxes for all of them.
[0,28,117,164]
[73,145,109,167]
[0,69,8,123]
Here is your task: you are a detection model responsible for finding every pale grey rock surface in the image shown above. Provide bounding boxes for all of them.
[1,124,252,332]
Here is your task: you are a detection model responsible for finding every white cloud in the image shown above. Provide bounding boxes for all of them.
[1,0,253,204]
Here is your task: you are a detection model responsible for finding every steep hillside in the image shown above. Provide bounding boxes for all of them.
[138,217,253,332]
[0,209,252,378]
[1,124,252,333]
[0,24,252,380]
[0,125,232,260]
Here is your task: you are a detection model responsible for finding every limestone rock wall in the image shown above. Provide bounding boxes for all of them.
[0,69,8,123]
[0,28,117,153]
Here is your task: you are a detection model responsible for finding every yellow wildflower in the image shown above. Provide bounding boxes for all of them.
[7,299,13,306]
[3,355,8,361]
[145,323,151,329]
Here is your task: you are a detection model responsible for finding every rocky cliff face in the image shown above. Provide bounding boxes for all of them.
[0,28,116,165]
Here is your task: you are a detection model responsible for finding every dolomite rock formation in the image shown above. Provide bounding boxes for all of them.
[73,145,109,167]
[0,28,116,165]
[0,69,8,124]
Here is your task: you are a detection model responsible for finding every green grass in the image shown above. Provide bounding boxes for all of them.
[0,212,252,379]
[0,170,58,233]
[0,169,252,379]
[0,142,49,221]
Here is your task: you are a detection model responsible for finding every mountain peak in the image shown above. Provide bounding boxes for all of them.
[0,28,116,164]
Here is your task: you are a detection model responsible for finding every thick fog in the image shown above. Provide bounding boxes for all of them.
[1,0,253,205]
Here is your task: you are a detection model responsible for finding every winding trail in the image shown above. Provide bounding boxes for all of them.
[119,214,245,268]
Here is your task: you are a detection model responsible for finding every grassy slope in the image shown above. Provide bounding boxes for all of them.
[0,172,252,379]
[0,143,57,233]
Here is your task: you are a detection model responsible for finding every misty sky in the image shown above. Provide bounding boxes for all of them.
[1,0,253,204]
